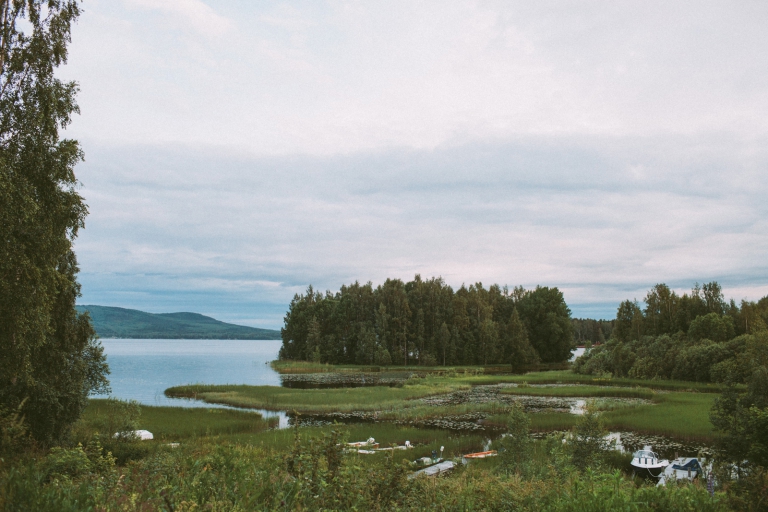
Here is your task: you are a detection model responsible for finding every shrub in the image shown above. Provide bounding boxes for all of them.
[496,404,532,475]
[569,408,610,471]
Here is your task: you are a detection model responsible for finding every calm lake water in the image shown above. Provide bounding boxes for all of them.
[94,339,288,425]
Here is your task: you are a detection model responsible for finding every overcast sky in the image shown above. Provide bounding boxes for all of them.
[63,0,768,328]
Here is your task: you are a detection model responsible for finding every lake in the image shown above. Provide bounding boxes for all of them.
[94,339,288,425]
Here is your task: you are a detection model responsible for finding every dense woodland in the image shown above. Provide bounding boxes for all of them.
[574,282,768,384]
[279,276,573,366]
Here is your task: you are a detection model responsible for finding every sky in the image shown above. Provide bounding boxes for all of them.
[61,0,768,329]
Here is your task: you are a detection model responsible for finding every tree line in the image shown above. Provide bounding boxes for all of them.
[279,276,573,367]
[1,0,108,449]
[574,282,768,384]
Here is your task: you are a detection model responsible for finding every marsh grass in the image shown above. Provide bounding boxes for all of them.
[497,385,657,400]
[452,371,732,392]
[80,400,276,441]
[165,379,469,412]
[601,392,716,441]
[164,370,720,441]
[271,359,488,375]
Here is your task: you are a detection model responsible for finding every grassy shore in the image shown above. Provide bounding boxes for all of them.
[81,400,277,440]
[165,378,469,413]
[165,369,721,441]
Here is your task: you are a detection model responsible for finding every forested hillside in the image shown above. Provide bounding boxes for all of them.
[76,305,281,340]
[574,282,768,383]
[279,276,573,366]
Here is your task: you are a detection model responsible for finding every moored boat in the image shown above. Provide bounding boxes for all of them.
[656,457,703,486]
[348,437,379,449]
[631,447,669,477]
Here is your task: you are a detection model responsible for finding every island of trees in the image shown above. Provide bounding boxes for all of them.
[279,276,573,367]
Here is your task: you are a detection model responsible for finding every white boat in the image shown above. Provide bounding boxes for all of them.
[630,447,669,477]
[409,460,455,479]
[347,437,379,449]
[657,457,702,486]
[375,440,413,451]
[113,429,153,441]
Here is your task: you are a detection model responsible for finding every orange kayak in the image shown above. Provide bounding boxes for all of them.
[463,450,497,459]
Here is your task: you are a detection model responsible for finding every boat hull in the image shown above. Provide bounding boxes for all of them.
[631,462,668,477]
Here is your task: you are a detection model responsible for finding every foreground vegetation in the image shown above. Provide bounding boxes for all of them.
[0,401,728,511]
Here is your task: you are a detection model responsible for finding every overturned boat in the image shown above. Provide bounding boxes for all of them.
[631,447,669,477]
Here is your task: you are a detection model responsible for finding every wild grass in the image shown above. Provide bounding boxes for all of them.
[80,400,276,441]
[601,392,717,441]
[451,370,732,392]
[271,359,492,376]
[165,379,469,413]
[496,385,657,400]
[164,370,721,441]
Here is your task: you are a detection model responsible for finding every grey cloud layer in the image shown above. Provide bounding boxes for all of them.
[74,135,768,327]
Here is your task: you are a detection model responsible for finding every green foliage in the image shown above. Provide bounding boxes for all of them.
[42,440,115,482]
[576,331,767,385]
[0,399,31,458]
[688,312,735,342]
[75,305,281,339]
[92,397,141,439]
[280,277,573,367]
[711,365,768,469]
[0,0,109,447]
[575,282,768,387]
[496,404,533,475]
[0,434,726,511]
[569,409,610,471]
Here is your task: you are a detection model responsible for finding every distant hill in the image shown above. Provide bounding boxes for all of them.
[75,305,282,340]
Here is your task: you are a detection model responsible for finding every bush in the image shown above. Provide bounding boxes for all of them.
[496,404,532,475]
[570,408,610,471]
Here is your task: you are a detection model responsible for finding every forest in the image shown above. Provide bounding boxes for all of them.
[279,276,573,366]
[574,282,768,384]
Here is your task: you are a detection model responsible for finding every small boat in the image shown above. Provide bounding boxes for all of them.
[631,447,669,477]
[409,460,455,479]
[348,437,379,449]
[463,450,497,459]
[375,440,413,451]
[657,457,703,486]
[114,429,154,441]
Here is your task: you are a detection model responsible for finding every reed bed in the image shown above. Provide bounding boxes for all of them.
[496,385,657,399]
[165,380,469,413]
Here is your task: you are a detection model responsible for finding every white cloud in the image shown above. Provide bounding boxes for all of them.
[123,0,233,37]
[54,1,768,325]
